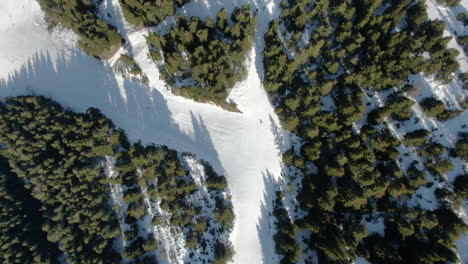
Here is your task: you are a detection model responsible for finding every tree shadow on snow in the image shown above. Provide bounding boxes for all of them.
[256,170,279,264]
[0,48,224,174]
[429,1,467,36]
[408,74,468,147]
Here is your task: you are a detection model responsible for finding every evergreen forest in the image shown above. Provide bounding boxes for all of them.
[263,0,467,263]
[0,96,235,264]
[2,0,468,263]
[146,6,257,110]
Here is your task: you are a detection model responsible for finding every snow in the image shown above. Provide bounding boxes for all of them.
[1,0,468,263]
[0,0,286,263]
[456,232,468,263]
[396,2,468,262]
[362,216,385,237]
[354,257,372,264]
[104,156,127,254]
[426,0,468,71]
[0,1,78,80]
[180,156,233,263]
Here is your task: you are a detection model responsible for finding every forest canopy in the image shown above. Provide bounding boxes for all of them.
[146,5,257,109]
[119,0,191,27]
[263,0,467,263]
[0,96,235,264]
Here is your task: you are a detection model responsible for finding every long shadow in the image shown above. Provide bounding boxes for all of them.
[0,50,122,111]
[0,48,224,174]
[429,0,468,36]
[256,169,279,264]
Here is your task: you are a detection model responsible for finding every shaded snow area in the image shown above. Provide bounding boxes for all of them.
[0,0,287,263]
[354,257,372,264]
[0,1,78,80]
[362,216,385,237]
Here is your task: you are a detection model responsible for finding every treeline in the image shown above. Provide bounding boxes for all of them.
[262,0,467,263]
[0,96,234,263]
[146,6,256,109]
[119,0,191,27]
[37,0,122,58]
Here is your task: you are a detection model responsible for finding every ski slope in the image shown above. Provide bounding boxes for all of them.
[0,0,286,263]
[1,0,468,263]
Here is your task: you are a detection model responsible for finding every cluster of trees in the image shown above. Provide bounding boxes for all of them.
[0,96,235,263]
[263,0,467,263]
[361,207,464,263]
[419,96,463,120]
[37,0,122,58]
[456,12,468,26]
[119,0,190,27]
[118,54,142,75]
[452,132,467,161]
[460,72,468,90]
[436,0,461,6]
[272,191,301,264]
[117,144,234,263]
[146,6,256,109]
[404,129,431,147]
[264,0,460,134]
[213,241,235,264]
[368,92,416,124]
[456,34,468,53]
[264,0,459,96]
[290,122,466,263]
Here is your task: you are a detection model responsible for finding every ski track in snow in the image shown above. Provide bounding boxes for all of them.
[1,0,468,263]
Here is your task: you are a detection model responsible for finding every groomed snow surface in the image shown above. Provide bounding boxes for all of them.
[1,0,468,263]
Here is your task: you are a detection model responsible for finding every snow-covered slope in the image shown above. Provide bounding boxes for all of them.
[0,0,286,263]
[0,1,78,80]
[1,0,467,263]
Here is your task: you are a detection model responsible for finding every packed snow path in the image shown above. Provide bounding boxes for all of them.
[0,0,286,263]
